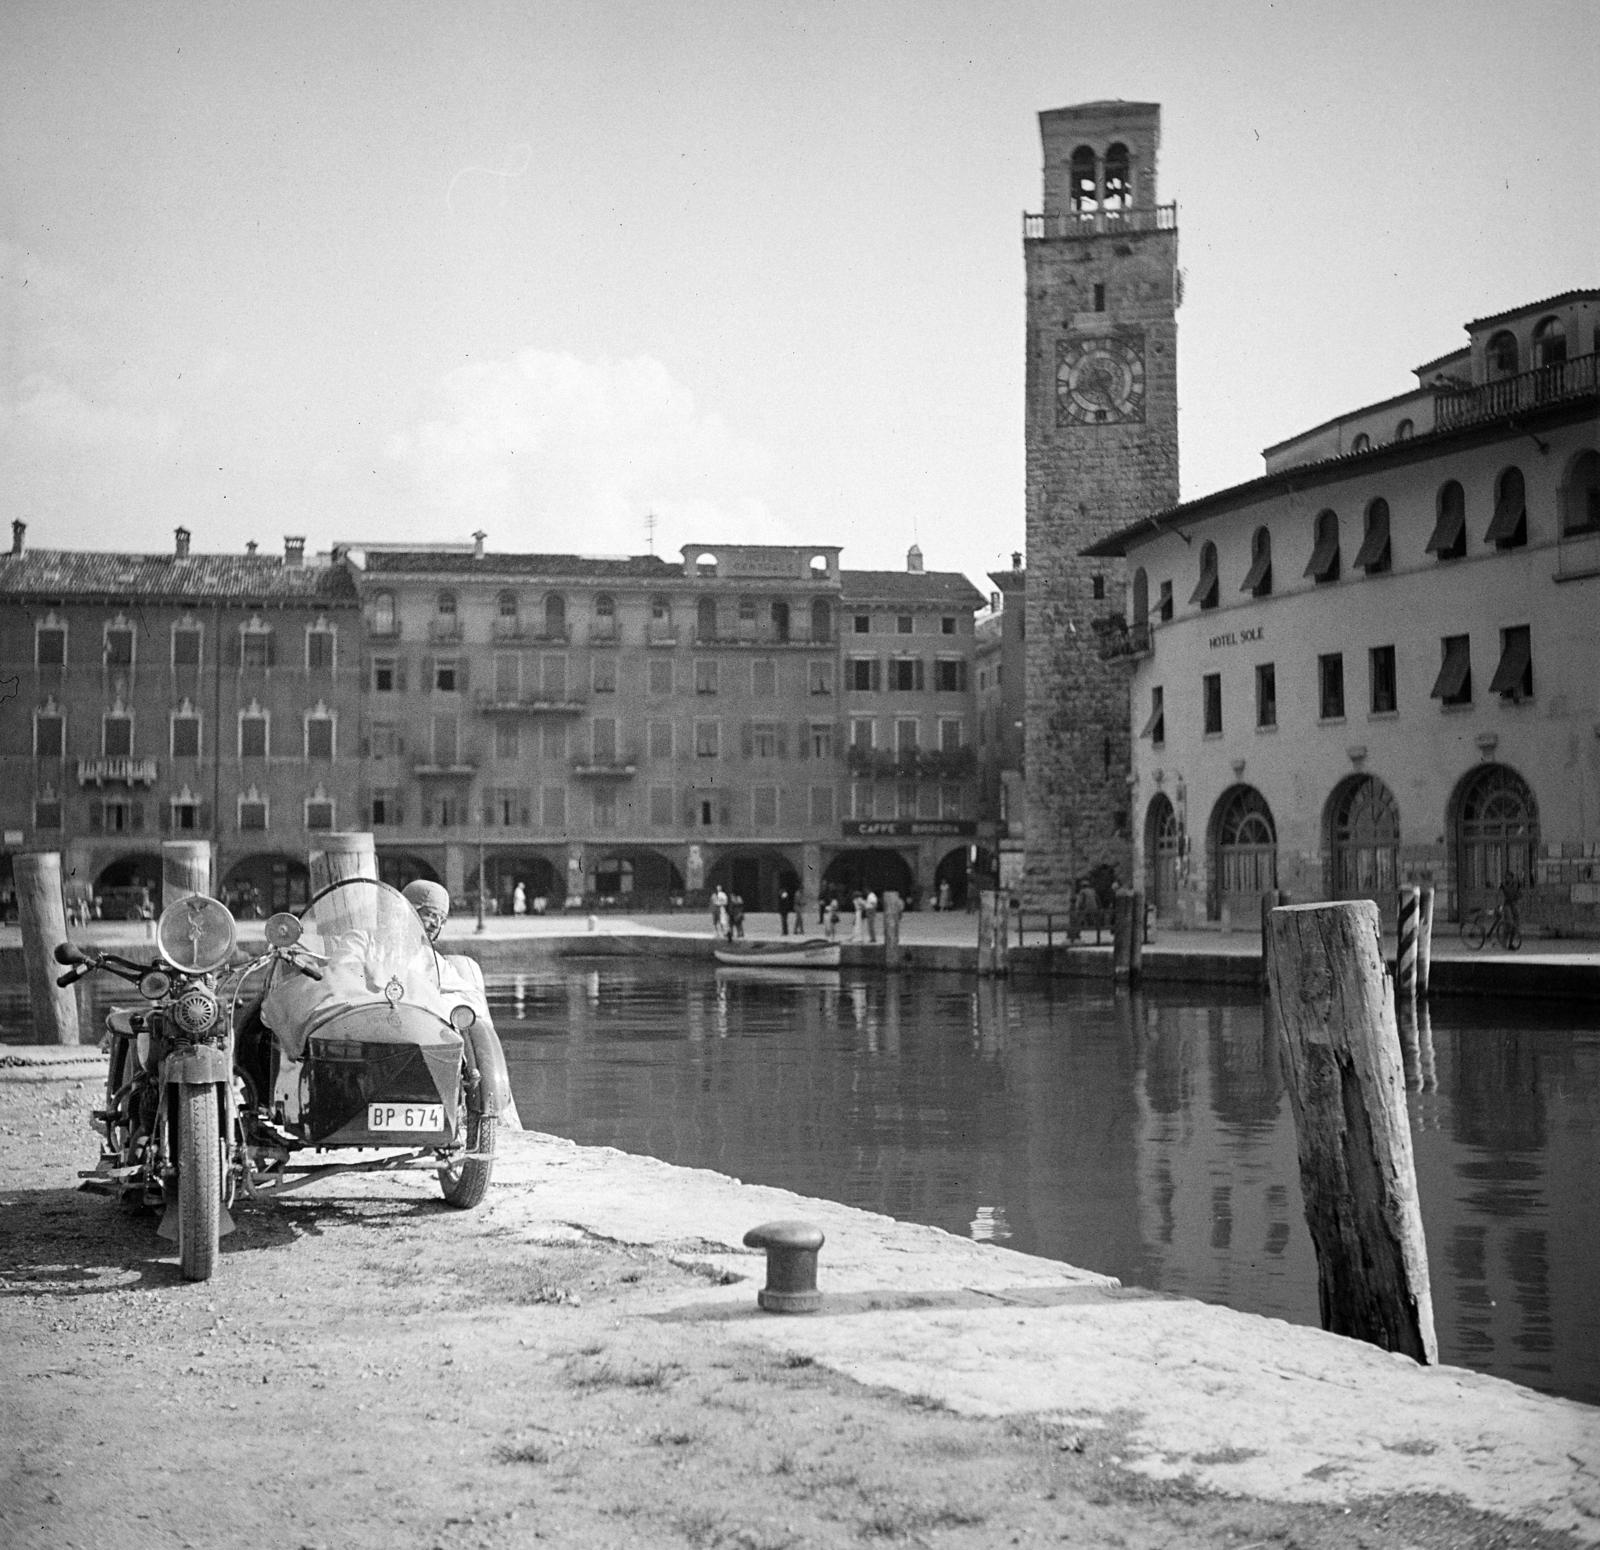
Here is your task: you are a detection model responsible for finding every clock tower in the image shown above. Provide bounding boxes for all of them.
[1022,101,1179,905]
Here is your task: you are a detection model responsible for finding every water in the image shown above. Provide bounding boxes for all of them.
[8,962,1598,1406]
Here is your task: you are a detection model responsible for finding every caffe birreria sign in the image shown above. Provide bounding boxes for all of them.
[1208,626,1264,650]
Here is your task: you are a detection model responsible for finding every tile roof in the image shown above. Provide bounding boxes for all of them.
[362,551,681,580]
[0,549,359,605]
[839,570,987,607]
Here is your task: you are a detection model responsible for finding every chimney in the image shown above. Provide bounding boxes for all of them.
[472,529,486,560]
[175,526,191,559]
[246,540,258,557]
[284,536,306,567]
[906,543,924,574]
[10,520,24,556]
[1012,550,1023,572]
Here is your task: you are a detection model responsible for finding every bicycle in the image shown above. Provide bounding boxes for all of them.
[1461,903,1523,951]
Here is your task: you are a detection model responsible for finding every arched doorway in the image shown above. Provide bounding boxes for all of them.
[706,847,798,913]
[376,852,442,894]
[587,848,683,906]
[1326,774,1400,913]
[932,846,972,910]
[485,851,563,912]
[1451,764,1539,917]
[820,848,915,906]
[94,852,163,917]
[1144,793,1179,920]
[222,853,311,917]
[1207,786,1277,923]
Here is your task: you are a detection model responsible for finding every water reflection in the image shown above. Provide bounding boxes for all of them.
[5,965,1596,1405]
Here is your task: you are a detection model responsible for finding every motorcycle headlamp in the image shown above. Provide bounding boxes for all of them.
[171,987,220,1037]
[449,1004,476,1033]
[157,895,237,974]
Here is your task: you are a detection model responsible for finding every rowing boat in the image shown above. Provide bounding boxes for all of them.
[711,937,842,970]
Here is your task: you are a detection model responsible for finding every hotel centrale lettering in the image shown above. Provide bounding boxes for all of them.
[1208,626,1264,650]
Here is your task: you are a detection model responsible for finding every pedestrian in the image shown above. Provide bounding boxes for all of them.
[777,885,793,937]
[512,881,527,917]
[864,889,879,943]
[729,892,746,939]
[710,884,730,939]
[851,891,866,942]
[1073,877,1099,941]
[937,879,951,912]
[824,895,840,941]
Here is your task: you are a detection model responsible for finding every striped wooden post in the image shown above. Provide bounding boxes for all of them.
[308,832,377,896]
[161,839,213,910]
[1416,884,1435,997]
[1395,885,1420,1000]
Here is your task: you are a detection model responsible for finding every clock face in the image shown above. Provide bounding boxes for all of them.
[1056,335,1147,425]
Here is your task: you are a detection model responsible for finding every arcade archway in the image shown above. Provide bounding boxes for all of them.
[1144,793,1180,920]
[1449,763,1539,917]
[705,847,798,912]
[586,848,683,905]
[933,846,972,910]
[1206,785,1277,923]
[821,848,915,905]
[1325,774,1400,913]
[94,852,163,894]
[222,852,311,917]
[485,851,563,912]
[375,852,442,894]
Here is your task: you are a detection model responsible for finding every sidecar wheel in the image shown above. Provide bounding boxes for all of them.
[177,1085,221,1281]
[439,1112,496,1209]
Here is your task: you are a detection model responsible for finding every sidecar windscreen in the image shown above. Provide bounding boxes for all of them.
[297,878,441,996]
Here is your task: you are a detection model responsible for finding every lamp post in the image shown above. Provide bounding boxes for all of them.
[476,802,487,934]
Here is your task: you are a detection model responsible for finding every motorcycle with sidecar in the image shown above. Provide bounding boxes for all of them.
[61,877,511,1282]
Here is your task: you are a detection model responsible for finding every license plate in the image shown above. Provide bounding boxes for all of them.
[367,1103,444,1132]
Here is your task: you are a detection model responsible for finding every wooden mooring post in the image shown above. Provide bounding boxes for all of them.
[308,832,377,896]
[976,891,1009,977]
[1266,900,1437,1364]
[1416,884,1435,998]
[15,851,81,1044]
[1111,889,1143,986]
[161,839,213,909]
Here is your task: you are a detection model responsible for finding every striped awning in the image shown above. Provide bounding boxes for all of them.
[1488,630,1532,697]
[1430,636,1472,701]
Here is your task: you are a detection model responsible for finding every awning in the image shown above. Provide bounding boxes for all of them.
[1425,498,1465,555]
[1303,527,1340,581]
[1188,560,1217,606]
[1139,700,1165,738]
[1240,547,1272,595]
[1484,481,1526,545]
[1489,630,1532,697]
[1430,636,1472,701]
[1353,511,1390,571]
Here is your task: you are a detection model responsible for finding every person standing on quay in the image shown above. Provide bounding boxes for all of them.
[777,884,793,937]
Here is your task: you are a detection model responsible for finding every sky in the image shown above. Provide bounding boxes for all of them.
[2,0,1595,593]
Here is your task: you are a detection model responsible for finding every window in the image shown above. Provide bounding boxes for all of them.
[771,601,791,642]
[894,717,919,755]
[1485,467,1527,549]
[651,595,671,627]
[810,599,832,642]
[305,795,334,831]
[369,591,397,636]
[1158,580,1173,622]
[1070,144,1098,211]
[935,658,967,691]
[1140,687,1164,745]
[650,784,675,827]
[896,614,913,635]
[649,721,674,759]
[1369,645,1398,715]
[649,658,674,696]
[306,625,335,672]
[543,786,567,828]
[808,660,833,696]
[896,781,917,819]
[103,709,132,757]
[497,591,520,629]
[1104,142,1131,208]
[436,590,457,622]
[1202,673,1222,736]
[494,653,520,700]
[171,707,201,758]
[810,785,835,826]
[1190,542,1219,610]
[240,623,273,668]
[1351,432,1371,454]
[1093,282,1106,312]
[1354,500,1391,574]
[239,792,268,831]
[1131,568,1149,626]
[592,656,617,693]
[35,792,62,829]
[694,720,720,758]
[752,658,777,697]
[849,717,875,751]
[1318,653,1345,720]
[95,797,139,833]
[941,616,957,636]
[1561,449,1600,535]
[696,598,718,641]
[1487,331,1518,378]
[889,657,924,692]
[541,722,567,759]
[753,786,778,829]
[694,658,719,695]
[105,622,134,666]
[305,711,334,759]
[36,620,66,666]
[1533,316,1567,368]
[1305,510,1341,583]
[1255,664,1277,729]
[542,655,566,697]
[433,657,464,693]
[590,789,618,831]
[490,788,525,827]
[1241,528,1272,598]
[1489,625,1533,701]
[591,718,618,763]
[593,594,616,638]
[1427,481,1467,559]
[368,722,402,759]
[940,784,964,819]
[751,722,780,758]
[938,717,962,753]
[1395,419,1414,442]
[737,596,757,628]
[544,594,566,638]
[847,658,881,691]
[810,723,835,759]
[495,722,520,761]
[853,614,870,634]
[1431,635,1472,706]
[1091,576,1105,600]
[168,795,200,832]
[372,656,404,692]
[172,624,201,667]
[431,713,459,766]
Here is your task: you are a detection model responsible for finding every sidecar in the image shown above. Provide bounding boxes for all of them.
[233,877,510,1208]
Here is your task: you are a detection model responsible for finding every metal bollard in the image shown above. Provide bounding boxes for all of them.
[743,1219,825,1313]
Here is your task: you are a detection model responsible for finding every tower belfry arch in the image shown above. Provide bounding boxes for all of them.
[1022,101,1180,905]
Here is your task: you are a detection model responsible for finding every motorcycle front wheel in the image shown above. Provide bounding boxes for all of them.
[439,1110,496,1209]
[177,1084,221,1281]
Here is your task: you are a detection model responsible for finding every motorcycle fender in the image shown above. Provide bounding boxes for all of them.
[164,1045,232,1085]
[463,1021,512,1119]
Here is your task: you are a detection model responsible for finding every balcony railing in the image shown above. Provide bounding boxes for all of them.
[473,691,586,715]
[845,746,975,778]
[77,756,159,787]
[427,618,463,642]
[412,758,477,778]
[1024,203,1177,240]
[1092,614,1152,663]
[1434,352,1598,433]
[571,751,639,778]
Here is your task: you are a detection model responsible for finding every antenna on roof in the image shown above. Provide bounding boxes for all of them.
[645,511,657,555]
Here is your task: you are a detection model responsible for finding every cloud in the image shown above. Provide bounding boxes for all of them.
[5,375,181,453]
[387,350,790,554]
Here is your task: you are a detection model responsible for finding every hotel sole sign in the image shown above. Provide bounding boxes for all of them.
[843,820,976,838]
